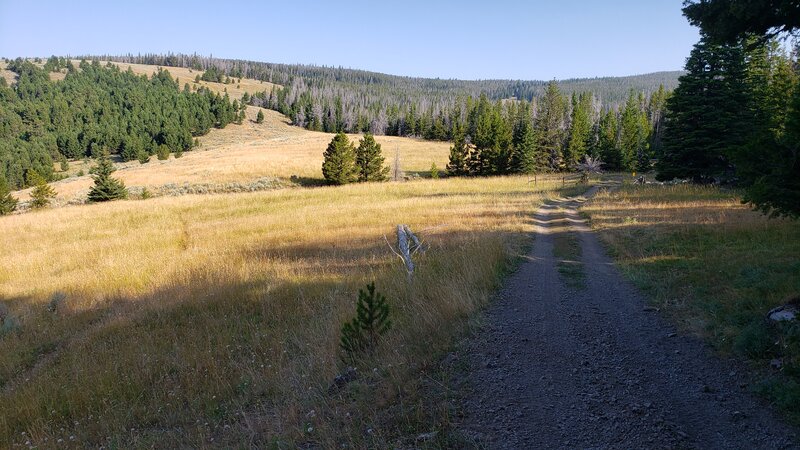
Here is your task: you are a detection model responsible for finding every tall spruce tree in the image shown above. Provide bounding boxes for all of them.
[0,175,18,215]
[322,132,358,185]
[88,149,128,202]
[565,92,593,169]
[647,85,668,158]
[447,123,472,176]
[598,109,621,170]
[535,81,567,171]
[510,121,541,174]
[355,133,389,182]
[619,90,650,171]
[657,36,750,182]
[735,41,800,217]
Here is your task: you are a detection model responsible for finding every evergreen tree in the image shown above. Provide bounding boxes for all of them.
[87,150,128,202]
[682,0,799,44]
[647,85,668,157]
[256,109,265,123]
[597,109,621,170]
[27,170,56,209]
[509,105,544,174]
[619,91,652,171]
[0,176,18,215]
[535,81,567,171]
[565,92,593,169]
[322,132,358,185]
[355,133,389,182]
[657,36,750,182]
[446,123,471,176]
[340,282,391,355]
[510,122,541,174]
[736,41,800,217]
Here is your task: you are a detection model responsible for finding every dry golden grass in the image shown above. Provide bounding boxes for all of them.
[14,107,451,204]
[0,175,575,447]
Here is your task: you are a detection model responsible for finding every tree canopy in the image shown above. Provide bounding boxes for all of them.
[683,0,800,43]
[0,59,237,190]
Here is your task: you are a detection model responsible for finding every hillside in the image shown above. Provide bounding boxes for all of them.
[1,60,450,206]
[94,53,682,104]
[12,106,450,205]
[88,54,680,141]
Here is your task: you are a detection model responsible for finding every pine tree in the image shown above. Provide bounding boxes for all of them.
[446,123,471,176]
[355,133,389,182]
[598,109,621,171]
[0,176,18,215]
[619,90,650,172]
[27,170,56,209]
[736,40,800,217]
[340,282,391,355]
[88,149,128,202]
[256,109,264,124]
[322,132,358,185]
[657,36,750,182]
[565,92,593,169]
[510,109,542,174]
[535,81,567,171]
[647,85,668,157]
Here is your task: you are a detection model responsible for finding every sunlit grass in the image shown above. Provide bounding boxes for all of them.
[0,176,574,447]
[584,183,800,422]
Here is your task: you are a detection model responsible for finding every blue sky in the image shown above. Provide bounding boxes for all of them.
[0,0,699,80]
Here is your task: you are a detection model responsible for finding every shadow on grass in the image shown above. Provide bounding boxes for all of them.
[287,176,327,188]
[0,224,532,448]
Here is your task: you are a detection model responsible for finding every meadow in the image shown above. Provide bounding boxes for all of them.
[583,184,800,422]
[1,60,451,206]
[0,175,576,447]
[12,107,451,206]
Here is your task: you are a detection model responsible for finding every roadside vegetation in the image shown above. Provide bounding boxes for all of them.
[583,184,800,422]
[0,175,579,447]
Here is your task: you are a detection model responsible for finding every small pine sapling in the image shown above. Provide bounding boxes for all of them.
[340,282,391,357]
[28,171,56,209]
[430,162,440,179]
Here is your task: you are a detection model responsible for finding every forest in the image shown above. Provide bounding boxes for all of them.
[88,53,679,139]
[656,32,799,217]
[0,58,239,189]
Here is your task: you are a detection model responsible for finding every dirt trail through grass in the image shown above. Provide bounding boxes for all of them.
[458,187,798,449]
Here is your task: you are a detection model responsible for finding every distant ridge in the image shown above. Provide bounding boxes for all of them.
[83,53,681,104]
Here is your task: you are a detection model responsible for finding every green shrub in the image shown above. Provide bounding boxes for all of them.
[734,320,775,359]
[157,145,170,161]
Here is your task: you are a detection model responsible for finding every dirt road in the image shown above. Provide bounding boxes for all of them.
[458,189,798,449]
